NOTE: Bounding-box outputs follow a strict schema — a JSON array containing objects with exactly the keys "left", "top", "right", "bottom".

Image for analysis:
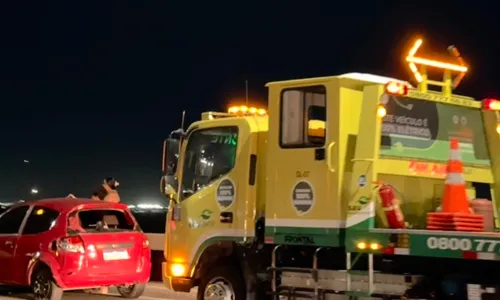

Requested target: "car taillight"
[{"left": 58, "top": 236, "right": 85, "bottom": 254}]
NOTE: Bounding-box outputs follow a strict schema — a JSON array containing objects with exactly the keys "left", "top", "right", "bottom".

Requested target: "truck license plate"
[{"left": 103, "top": 250, "right": 129, "bottom": 260}]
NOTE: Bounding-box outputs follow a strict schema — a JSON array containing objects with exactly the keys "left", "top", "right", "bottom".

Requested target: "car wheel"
[
  {"left": 198, "top": 263, "right": 246, "bottom": 300},
  {"left": 31, "top": 268, "right": 63, "bottom": 300},
  {"left": 117, "top": 283, "right": 146, "bottom": 298},
  {"left": 0, "top": 286, "right": 12, "bottom": 295}
]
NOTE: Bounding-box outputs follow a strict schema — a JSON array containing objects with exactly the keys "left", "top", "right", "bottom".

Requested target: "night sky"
[{"left": 0, "top": 1, "right": 498, "bottom": 204}]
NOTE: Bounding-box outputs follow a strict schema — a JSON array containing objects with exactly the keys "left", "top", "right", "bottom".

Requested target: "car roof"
[{"left": 13, "top": 197, "right": 128, "bottom": 213}]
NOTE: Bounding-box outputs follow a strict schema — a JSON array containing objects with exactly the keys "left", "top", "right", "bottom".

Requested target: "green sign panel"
[
  {"left": 380, "top": 95, "right": 490, "bottom": 166},
  {"left": 411, "top": 234, "right": 500, "bottom": 258}
]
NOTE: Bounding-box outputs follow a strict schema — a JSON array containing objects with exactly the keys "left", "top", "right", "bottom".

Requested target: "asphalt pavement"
[
  {"left": 0, "top": 282, "right": 384, "bottom": 300},
  {"left": 0, "top": 282, "right": 197, "bottom": 300}
]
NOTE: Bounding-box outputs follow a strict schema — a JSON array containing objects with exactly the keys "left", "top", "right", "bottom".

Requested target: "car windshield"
[
  {"left": 68, "top": 208, "right": 138, "bottom": 234},
  {"left": 380, "top": 95, "right": 491, "bottom": 167}
]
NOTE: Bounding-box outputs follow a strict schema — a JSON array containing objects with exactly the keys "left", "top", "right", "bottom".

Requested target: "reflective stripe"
[
  {"left": 450, "top": 149, "right": 461, "bottom": 160},
  {"left": 477, "top": 252, "right": 496, "bottom": 260},
  {"left": 394, "top": 248, "right": 409, "bottom": 255},
  {"left": 383, "top": 205, "right": 399, "bottom": 212},
  {"left": 445, "top": 172, "right": 465, "bottom": 184}
]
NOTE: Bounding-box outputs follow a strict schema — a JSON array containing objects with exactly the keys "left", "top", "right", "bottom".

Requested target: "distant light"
[
  {"left": 137, "top": 204, "right": 164, "bottom": 209},
  {"left": 30, "top": 188, "right": 39, "bottom": 195},
  {"left": 24, "top": 160, "right": 30, "bottom": 164}
]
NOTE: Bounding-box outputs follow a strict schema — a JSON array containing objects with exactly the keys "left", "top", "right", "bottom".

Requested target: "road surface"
[
  {"left": 0, "top": 282, "right": 197, "bottom": 300},
  {"left": 0, "top": 283, "right": 383, "bottom": 300}
]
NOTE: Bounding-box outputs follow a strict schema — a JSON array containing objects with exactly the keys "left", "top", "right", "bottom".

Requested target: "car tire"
[
  {"left": 0, "top": 286, "right": 12, "bottom": 295},
  {"left": 31, "top": 267, "right": 63, "bottom": 300},
  {"left": 197, "top": 263, "right": 246, "bottom": 300},
  {"left": 117, "top": 283, "right": 146, "bottom": 298}
]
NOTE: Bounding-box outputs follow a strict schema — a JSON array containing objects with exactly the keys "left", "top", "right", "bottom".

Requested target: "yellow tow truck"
[{"left": 160, "top": 39, "right": 500, "bottom": 299}]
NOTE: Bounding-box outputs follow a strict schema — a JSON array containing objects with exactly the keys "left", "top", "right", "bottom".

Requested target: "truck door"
[
  {"left": 266, "top": 82, "right": 341, "bottom": 246},
  {"left": 166, "top": 117, "right": 256, "bottom": 279}
]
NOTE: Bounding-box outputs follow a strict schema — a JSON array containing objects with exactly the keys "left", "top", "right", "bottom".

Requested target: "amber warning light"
[
  {"left": 483, "top": 99, "right": 500, "bottom": 111},
  {"left": 385, "top": 82, "right": 408, "bottom": 96},
  {"left": 406, "top": 38, "right": 467, "bottom": 88},
  {"left": 379, "top": 81, "right": 409, "bottom": 118},
  {"left": 228, "top": 105, "right": 267, "bottom": 116},
  {"left": 482, "top": 99, "right": 500, "bottom": 134}
]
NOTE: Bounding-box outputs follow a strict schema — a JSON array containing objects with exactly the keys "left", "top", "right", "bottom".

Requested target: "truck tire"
[
  {"left": 197, "top": 264, "right": 246, "bottom": 300},
  {"left": 117, "top": 283, "right": 146, "bottom": 298},
  {"left": 31, "top": 267, "right": 63, "bottom": 300}
]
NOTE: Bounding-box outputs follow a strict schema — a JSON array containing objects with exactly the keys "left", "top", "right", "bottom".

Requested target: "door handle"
[
  {"left": 172, "top": 205, "right": 181, "bottom": 221},
  {"left": 220, "top": 212, "right": 233, "bottom": 224},
  {"left": 327, "top": 141, "right": 336, "bottom": 172},
  {"left": 5, "top": 240, "right": 13, "bottom": 246}
]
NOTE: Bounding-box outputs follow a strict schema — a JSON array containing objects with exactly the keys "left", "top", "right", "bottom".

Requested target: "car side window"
[
  {"left": 180, "top": 126, "right": 238, "bottom": 201},
  {"left": 22, "top": 206, "right": 60, "bottom": 235},
  {"left": 0, "top": 206, "right": 29, "bottom": 235}
]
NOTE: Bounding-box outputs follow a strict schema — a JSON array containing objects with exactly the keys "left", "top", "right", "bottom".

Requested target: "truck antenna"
[
  {"left": 181, "top": 110, "right": 186, "bottom": 131},
  {"left": 245, "top": 80, "right": 249, "bottom": 106}
]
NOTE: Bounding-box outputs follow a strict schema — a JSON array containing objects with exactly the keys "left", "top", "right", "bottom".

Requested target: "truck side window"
[
  {"left": 280, "top": 85, "right": 326, "bottom": 148},
  {"left": 180, "top": 126, "right": 238, "bottom": 201}
]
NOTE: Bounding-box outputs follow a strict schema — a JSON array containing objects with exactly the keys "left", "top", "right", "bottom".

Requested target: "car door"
[
  {"left": 0, "top": 205, "right": 31, "bottom": 283},
  {"left": 14, "top": 205, "right": 60, "bottom": 284}
]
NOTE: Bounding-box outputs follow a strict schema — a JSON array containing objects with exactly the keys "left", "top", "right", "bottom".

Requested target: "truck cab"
[{"left": 160, "top": 39, "right": 500, "bottom": 299}]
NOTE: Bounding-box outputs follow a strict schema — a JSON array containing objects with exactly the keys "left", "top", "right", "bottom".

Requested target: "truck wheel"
[
  {"left": 117, "top": 283, "right": 146, "bottom": 298},
  {"left": 198, "top": 264, "right": 246, "bottom": 300},
  {"left": 31, "top": 268, "right": 63, "bottom": 300}
]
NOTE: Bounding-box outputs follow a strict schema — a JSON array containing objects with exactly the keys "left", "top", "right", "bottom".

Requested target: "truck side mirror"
[
  {"left": 160, "top": 175, "right": 178, "bottom": 200},
  {"left": 162, "top": 138, "right": 180, "bottom": 176}
]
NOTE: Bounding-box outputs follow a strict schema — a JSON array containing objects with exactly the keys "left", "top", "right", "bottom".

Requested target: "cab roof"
[{"left": 265, "top": 72, "right": 413, "bottom": 87}]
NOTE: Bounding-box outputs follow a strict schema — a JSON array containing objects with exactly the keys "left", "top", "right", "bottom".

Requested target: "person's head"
[
  {"left": 91, "top": 192, "right": 100, "bottom": 200},
  {"left": 104, "top": 177, "right": 120, "bottom": 190}
]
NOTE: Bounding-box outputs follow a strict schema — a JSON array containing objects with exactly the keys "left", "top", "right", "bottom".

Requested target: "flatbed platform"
[
  {"left": 370, "top": 228, "right": 500, "bottom": 237},
  {"left": 344, "top": 228, "right": 500, "bottom": 260}
]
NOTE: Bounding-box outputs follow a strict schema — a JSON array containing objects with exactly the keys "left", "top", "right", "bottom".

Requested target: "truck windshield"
[{"left": 380, "top": 95, "right": 491, "bottom": 167}]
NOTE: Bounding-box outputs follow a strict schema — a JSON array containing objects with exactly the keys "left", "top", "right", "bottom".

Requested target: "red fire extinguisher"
[{"left": 378, "top": 184, "right": 406, "bottom": 229}]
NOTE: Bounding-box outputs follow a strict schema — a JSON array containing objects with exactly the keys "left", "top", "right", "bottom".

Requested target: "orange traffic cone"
[
  {"left": 442, "top": 139, "right": 469, "bottom": 214},
  {"left": 427, "top": 139, "right": 484, "bottom": 232}
]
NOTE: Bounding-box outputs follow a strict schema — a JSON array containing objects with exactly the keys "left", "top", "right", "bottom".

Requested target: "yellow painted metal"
[
  {"left": 163, "top": 68, "right": 499, "bottom": 288},
  {"left": 483, "top": 109, "right": 500, "bottom": 227}
]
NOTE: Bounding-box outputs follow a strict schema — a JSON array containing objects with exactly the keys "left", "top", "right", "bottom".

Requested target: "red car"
[{"left": 0, "top": 198, "right": 151, "bottom": 300}]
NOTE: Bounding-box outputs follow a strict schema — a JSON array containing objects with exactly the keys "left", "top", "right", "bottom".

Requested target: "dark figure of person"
[{"left": 95, "top": 177, "right": 121, "bottom": 203}]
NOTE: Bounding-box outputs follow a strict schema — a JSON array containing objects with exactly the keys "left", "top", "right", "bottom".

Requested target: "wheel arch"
[
  {"left": 27, "top": 254, "right": 64, "bottom": 288},
  {"left": 192, "top": 241, "right": 237, "bottom": 285},
  {"left": 191, "top": 239, "right": 264, "bottom": 300}
]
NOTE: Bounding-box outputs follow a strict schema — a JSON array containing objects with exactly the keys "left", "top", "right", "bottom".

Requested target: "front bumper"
[{"left": 162, "top": 262, "right": 193, "bottom": 293}]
